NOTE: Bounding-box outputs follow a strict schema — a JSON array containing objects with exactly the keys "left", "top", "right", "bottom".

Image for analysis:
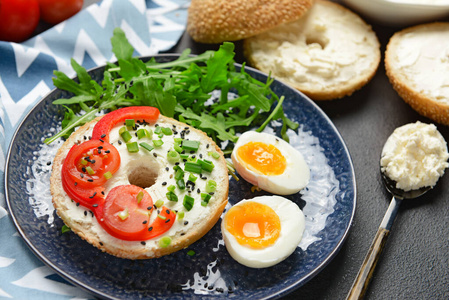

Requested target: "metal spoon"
[{"left": 346, "top": 164, "right": 431, "bottom": 300}]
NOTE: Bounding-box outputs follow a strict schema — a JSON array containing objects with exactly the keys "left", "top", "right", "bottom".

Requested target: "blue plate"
[{"left": 5, "top": 55, "right": 356, "bottom": 299}]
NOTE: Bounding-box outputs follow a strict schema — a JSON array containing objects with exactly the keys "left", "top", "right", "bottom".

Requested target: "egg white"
[
  {"left": 231, "top": 131, "right": 310, "bottom": 195},
  {"left": 221, "top": 195, "right": 305, "bottom": 268}
]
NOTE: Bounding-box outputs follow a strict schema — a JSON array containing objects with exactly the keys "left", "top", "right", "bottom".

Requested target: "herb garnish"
[{"left": 44, "top": 28, "right": 298, "bottom": 145}]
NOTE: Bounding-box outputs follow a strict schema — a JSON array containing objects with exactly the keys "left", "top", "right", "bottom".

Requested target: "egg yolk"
[
  {"left": 224, "top": 201, "right": 281, "bottom": 249},
  {"left": 236, "top": 141, "right": 287, "bottom": 175}
]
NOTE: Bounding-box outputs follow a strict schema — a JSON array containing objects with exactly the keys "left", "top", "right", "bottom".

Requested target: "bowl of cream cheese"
[{"left": 343, "top": 0, "right": 449, "bottom": 27}]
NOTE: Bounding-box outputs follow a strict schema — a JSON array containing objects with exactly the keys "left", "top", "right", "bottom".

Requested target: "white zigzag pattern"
[
  {"left": 86, "top": 0, "right": 113, "bottom": 28},
  {"left": 149, "top": 15, "right": 185, "bottom": 33},
  {"left": 73, "top": 29, "right": 109, "bottom": 66},
  {"left": 11, "top": 266, "right": 92, "bottom": 298},
  {"left": 147, "top": 0, "right": 189, "bottom": 16},
  {"left": 28, "top": 36, "right": 74, "bottom": 74},
  {"left": 120, "top": 20, "right": 158, "bottom": 56},
  {"left": 0, "top": 287, "right": 12, "bottom": 298},
  {"left": 0, "top": 256, "right": 15, "bottom": 268},
  {"left": 129, "top": 0, "right": 146, "bottom": 14},
  {"left": 11, "top": 44, "right": 40, "bottom": 78},
  {"left": 0, "top": 77, "right": 50, "bottom": 127}
]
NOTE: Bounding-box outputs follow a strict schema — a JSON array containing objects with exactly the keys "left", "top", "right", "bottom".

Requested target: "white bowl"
[{"left": 343, "top": 0, "right": 449, "bottom": 27}]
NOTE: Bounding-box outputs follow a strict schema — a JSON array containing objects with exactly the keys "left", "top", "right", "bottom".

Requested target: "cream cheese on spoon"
[{"left": 380, "top": 121, "right": 448, "bottom": 192}]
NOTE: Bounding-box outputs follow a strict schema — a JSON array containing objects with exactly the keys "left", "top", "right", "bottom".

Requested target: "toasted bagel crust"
[
  {"left": 187, "top": 0, "right": 314, "bottom": 43},
  {"left": 50, "top": 114, "right": 229, "bottom": 259},
  {"left": 385, "top": 22, "right": 449, "bottom": 125}
]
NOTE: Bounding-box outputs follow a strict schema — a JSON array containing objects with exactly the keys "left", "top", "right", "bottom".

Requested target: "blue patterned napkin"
[{"left": 0, "top": 0, "right": 187, "bottom": 298}]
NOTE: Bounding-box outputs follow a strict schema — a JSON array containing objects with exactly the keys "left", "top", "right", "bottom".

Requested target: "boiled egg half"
[
  {"left": 231, "top": 131, "right": 310, "bottom": 195},
  {"left": 221, "top": 195, "right": 305, "bottom": 268}
]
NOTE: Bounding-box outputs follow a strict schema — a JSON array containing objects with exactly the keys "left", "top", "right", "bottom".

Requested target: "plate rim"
[{"left": 5, "top": 54, "right": 357, "bottom": 300}]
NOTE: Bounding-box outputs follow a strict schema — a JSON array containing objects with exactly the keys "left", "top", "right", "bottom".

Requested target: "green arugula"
[{"left": 44, "top": 27, "right": 298, "bottom": 146}]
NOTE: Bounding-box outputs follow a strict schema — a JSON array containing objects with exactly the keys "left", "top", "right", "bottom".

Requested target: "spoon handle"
[{"left": 346, "top": 197, "right": 402, "bottom": 300}]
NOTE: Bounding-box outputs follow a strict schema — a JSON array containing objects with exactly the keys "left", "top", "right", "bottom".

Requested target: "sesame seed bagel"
[
  {"left": 244, "top": 0, "right": 381, "bottom": 100},
  {"left": 385, "top": 22, "right": 449, "bottom": 125},
  {"left": 186, "top": 0, "right": 314, "bottom": 44},
  {"left": 50, "top": 113, "right": 229, "bottom": 260}
]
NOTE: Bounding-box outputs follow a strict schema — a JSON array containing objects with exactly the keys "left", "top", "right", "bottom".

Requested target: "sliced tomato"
[
  {"left": 63, "top": 139, "right": 120, "bottom": 188},
  {"left": 92, "top": 106, "right": 160, "bottom": 143},
  {"left": 38, "top": 0, "right": 83, "bottom": 25},
  {"left": 61, "top": 171, "right": 105, "bottom": 210},
  {"left": 0, "top": 0, "right": 40, "bottom": 42},
  {"left": 99, "top": 185, "right": 176, "bottom": 241}
]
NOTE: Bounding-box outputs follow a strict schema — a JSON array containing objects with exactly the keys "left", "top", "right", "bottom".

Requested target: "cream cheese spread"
[
  {"left": 247, "top": 1, "right": 379, "bottom": 91},
  {"left": 380, "top": 121, "right": 449, "bottom": 191},
  {"left": 58, "top": 118, "right": 226, "bottom": 256},
  {"left": 390, "top": 27, "right": 449, "bottom": 104}
]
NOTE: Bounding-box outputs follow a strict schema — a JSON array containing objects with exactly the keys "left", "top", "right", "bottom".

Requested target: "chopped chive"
[
  {"left": 166, "top": 191, "right": 178, "bottom": 202},
  {"left": 188, "top": 173, "right": 198, "bottom": 182},
  {"left": 167, "top": 184, "right": 176, "bottom": 192},
  {"left": 158, "top": 236, "right": 171, "bottom": 248},
  {"left": 154, "top": 126, "right": 162, "bottom": 135},
  {"left": 209, "top": 151, "right": 220, "bottom": 159},
  {"left": 80, "top": 159, "right": 88, "bottom": 166},
  {"left": 175, "top": 168, "right": 184, "bottom": 181},
  {"left": 198, "top": 159, "right": 214, "bottom": 173},
  {"left": 174, "top": 137, "right": 183, "bottom": 143},
  {"left": 136, "top": 128, "right": 146, "bottom": 139},
  {"left": 167, "top": 150, "right": 180, "bottom": 164},
  {"left": 201, "top": 192, "right": 212, "bottom": 203},
  {"left": 183, "top": 195, "right": 194, "bottom": 211},
  {"left": 126, "top": 142, "right": 139, "bottom": 153},
  {"left": 187, "top": 250, "right": 195, "bottom": 256},
  {"left": 177, "top": 211, "right": 185, "bottom": 219},
  {"left": 120, "top": 127, "right": 133, "bottom": 143},
  {"left": 174, "top": 143, "right": 183, "bottom": 153},
  {"left": 85, "top": 166, "right": 95, "bottom": 175},
  {"left": 139, "top": 142, "right": 154, "bottom": 152},
  {"left": 145, "top": 128, "right": 153, "bottom": 139},
  {"left": 185, "top": 161, "right": 202, "bottom": 174},
  {"left": 177, "top": 179, "right": 186, "bottom": 190},
  {"left": 182, "top": 140, "right": 200, "bottom": 152},
  {"left": 205, "top": 180, "right": 217, "bottom": 194},
  {"left": 161, "top": 127, "right": 172, "bottom": 135},
  {"left": 136, "top": 191, "right": 144, "bottom": 203},
  {"left": 125, "top": 119, "right": 135, "bottom": 129},
  {"left": 155, "top": 199, "right": 164, "bottom": 208},
  {"left": 118, "top": 208, "right": 129, "bottom": 220},
  {"left": 103, "top": 171, "right": 113, "bottom": 180},
  {"left": 153, "top": 139, "right": 164, "bottom": 147},
  {"left": 157, "top": 214, "right": 167, "bottom": 220}
]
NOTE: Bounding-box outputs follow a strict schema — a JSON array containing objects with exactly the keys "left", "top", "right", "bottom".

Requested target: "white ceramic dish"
[{"left": 343, "top": 0, "right": 449, "bottom": 27}]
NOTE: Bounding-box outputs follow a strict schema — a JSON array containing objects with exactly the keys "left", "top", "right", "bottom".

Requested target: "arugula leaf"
[{"left": 111, "top": 27, "right": 134, "bottom": 61}]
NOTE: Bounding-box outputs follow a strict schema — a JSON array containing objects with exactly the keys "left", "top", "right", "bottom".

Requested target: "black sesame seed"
[
  {"left": 99, "top": 139, "right": 104, "bottom": 143},
  {"left": 99, "top": 242, "right": 103, "bottom": 246},
  {"left": 89, "top": 192, "right": 97, "bottom": 198},
  {"left": 153, "top": 153, "right": 157, "bottom": 157},
  {"left": 165, "top": 219, "right": 170, "bottom": 223},
  {"left": 141, "top": 241, "right": 146, "bottom": 245},
  {"left": 93, "top": 204, "right": 98, "bottom": 208},
  {"left": 147, "top": 206, "right": 152, "bottom": 210},
  {"left": 98, "top": 146, "right": 104, "bottom": 149},
  {"left": 105, "top": 150, "right": 110, "bottom": 153},
  {"left": 87, "top": 179, "right": 94, "bottom": 182},
  {"left": 82, "top": 167, "right": 86, "bottom": 172},
  {"left": 199, "top": 154, "right": 203, "bottom": 159},
  {"left": 80, "top": 173, "right": 84, "bottom": 178},
  {"left": 142, "top": 220, "right": 148, "bottom": 224},
  {"left": 76, "top": 202, "right": 80, "bottom": 207},
  {"left": 206, "top": 144, "right": 210, "bottom": 149},
  {"left": 84, "top": 211, "right": 87, "bottom": 216},
  {"left": 162, "top": 182, "right": 167, "bottom": 186},
  {"left": 91, "top": 160, "right": 96, "bottom": 164},
  {"left": 165, "top": 167, "right": 169, "bottom": 171},
  {"left": 166, "top": 209, "right": 170, "bottom": 214},
  {"left": 118, "top": 140, "right": 122, "bottom": 145},
  {"left": 74, "top": 182, "right": 78, "bottom": 186},
  {"left": 184, "top": 221, "right": 188, "bottom": 225},
  {"left": 148, "top": 227, "right": 153, "bottom": 232},
  {"left": 46, "top": 161, "right": 51, "bottom": 166},
  {"left": 197, "top": 188, "right": 201, "bottom": 194}
]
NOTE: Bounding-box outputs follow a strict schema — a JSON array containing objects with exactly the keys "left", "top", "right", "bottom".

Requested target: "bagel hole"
[
  {"left": 305, "top": 36, "right": 328, "bottom": 49},
  {"left": 128, "top": 166, "right": 159, "bottom": 189}
]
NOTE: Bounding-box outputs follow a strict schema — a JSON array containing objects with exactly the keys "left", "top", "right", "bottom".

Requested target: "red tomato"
[
  {"left": 92, "top": 106, "right": 160, "bottom": 143},
  {"left": 99, "top": 185, "right": 176, "bottom": 241},
  {"left": 0, "top": 0, "right": 40, "bottom": 42},
  {"left": 61, "top": 139, "right": 120, "bottom": 209},
  {"left": 38, "top": 0, "right": 83, "bottom": 25}
]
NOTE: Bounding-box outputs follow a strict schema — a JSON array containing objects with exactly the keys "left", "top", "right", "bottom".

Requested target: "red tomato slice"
[
  {"left": 63, "top": 139, "right": 120, "bottom": 188},
  {"left": 99, "top": 185, "right": 176, "bottom": 241},
  {"left": 92, "top": 106, "right": 160, "bottom": 143},
  {"left": 61, "top": 171, "right": 105, "bottom": 210}
]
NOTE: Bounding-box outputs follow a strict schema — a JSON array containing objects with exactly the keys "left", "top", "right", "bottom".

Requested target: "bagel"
[
  {"left": 243, "top": 0, "right": 381, "bottom": 100},
  {"left": 50, "top": 109, "right": 229, "bottom": 259},
  {"left": 385, "top": 22, "right": 449, "bottom": 125},
  {"left": 186, "top": 0, "right": 314, "bottom": 44}
]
